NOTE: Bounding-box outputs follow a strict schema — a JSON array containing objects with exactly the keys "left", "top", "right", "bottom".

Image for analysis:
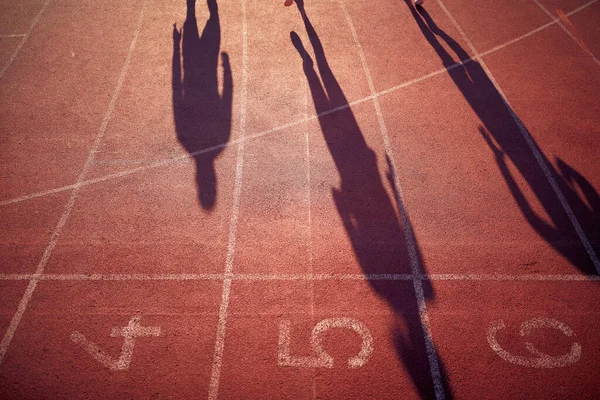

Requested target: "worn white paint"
[
  {"left": 487, "top": 318, "right": 581, "bottom": 368},
  {"left": 278, "top": 318, "right": 374, "bottom": 369},
  {"left": 71, "top": 315, "right": 161, "bottom": 371},
  {"left": 0, "top": 0, "right": 51, "bottom": 80}
]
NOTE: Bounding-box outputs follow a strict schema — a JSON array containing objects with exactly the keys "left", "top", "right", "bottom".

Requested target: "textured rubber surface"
[{"left": 1, "top": 0, "right": 599, "bottom": 398}]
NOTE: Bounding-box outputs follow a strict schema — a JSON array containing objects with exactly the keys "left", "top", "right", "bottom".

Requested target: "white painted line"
[
  {"left": 0, "top": 279, "right": 38, "bottom": 361},
  {"left": 0, "top": 0, "right": 149, "bottom": 366},
  {"left": 0, "top": 0, "right": 51, "bottom": 80},
  {"left": 0, "top": 273, "right": 225, "bottom": 281},
  {"left": 3, "top": 0, "right": 598, "bottom": 209},
  {"left": 0, "top": 183, "right": 80, "bottom": 206},
  {"left": 0, "top": 274, "right": 36, "bottom": 280},
  {"left": 1, "top": 272, "right": 599, "bottom": 282},
  {"left": 236, "top": 273, "right": 414, "bottom": 281},
  {"left": 425, "top": 273, "right": 600, "bottom": 281},
  {"left": 302, "top": 49, "right": 316, "bottom": 400},
  {"left": 436, "top": 0, "right": 600, "bottom": 274},
  {"left": 338, "top": 2, "right": 445, "bottom": 398},
  {"left": 532, "top": 0, "right": 600, "bottom": 66},
  {"left": 208, "top": 0, "right": 248, "bottom": 398},
  {"left": 568, "top": 0, "right": 600, "bottom": 14},
  {"left": 304, "top": 65, "right": 314, "bottom": 281},
  {"left": 0, "top": 34, "right": 27, "bottom": 38},
  {"left": 476, "top": 0, "right": 598, "bottom": 60},
  {"left": 0, "top": 273, "right": 407, "bottom": 281},
  {"left": 93, "top": 158, "right": 192, "bottom": 165},
  {"left": 302, "top": 46, "right": 318, "bottom": 400}
]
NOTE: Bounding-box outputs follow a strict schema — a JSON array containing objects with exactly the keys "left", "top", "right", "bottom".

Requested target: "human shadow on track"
[
  {"left": 406, "top": 1, "right": 599, "bottom": 274},
  {"left": 291, "top": 1, "right": 453, "bottom": 398},
  {"left": 172, "top": 0, "right": 232, "bottom": 210}
]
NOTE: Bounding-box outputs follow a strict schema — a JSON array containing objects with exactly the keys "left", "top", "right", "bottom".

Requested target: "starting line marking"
[
  {"left": 278, "top": 318, "right": 374, "bottom": 369},
  {"left": 487, "top": 317, "right": 581, "bottom": 368},
  {"left": 71, "top": 315, "right": 161, "bottom": 371},
  {"left": 1, "top": 272, "right": 599, "bottom": 282}
]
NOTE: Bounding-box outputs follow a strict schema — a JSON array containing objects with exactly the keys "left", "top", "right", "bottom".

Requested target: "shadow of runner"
[
  {"left": 172, "top": 0, "right": 232, "bottom": 210},
  {"left": 405, "top": 1, "right": 599, "bottom": 274},
  {"left": 291, "top": 1, "right": 452, "bottom": 398}
]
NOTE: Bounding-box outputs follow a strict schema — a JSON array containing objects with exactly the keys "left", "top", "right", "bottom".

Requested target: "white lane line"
[
  {"left": 0, "top": 34, "right": 27, "bottom": 38},
  {"left": 0, "top": 0, "right": 148, "bottom": 365},
  {"left": 2, "top": 0, "right": 597, "bottom": 208},
  {"left": 338, "top": 2, "right": 445, "bottom": 398},
  {"left": 0, "top": 0, "right": 51, "bottom": 80},
  {"left": 436, "top": 0, "right": 600, "bottom": 274},
  {"left": 532, "top": 0, "right": 600, "bottom": 66},
  {"left": 567, "top": 0, "right": 599, "bottom": 16},
  {"left": 2, "top": 272, "right": 599, "bottom": 281},
  {"left": 207, "top": 0, "right": 248, "bottom": 398},
  {"left": 302, "top": 40, "right": 317, "bottom": 400},
  {"left": 0, "top": 183, "right": 80, "bottom": 206},
  {"left": 374, "top": 1, "right": 597, "bottom": 99},
  {"left": 305, "top": 72, "right": 314, "bottom": 282},
  {"left": 477, "top": 0, "right": 598, "bottom": 60},
  {"left": 92, "top": 158, "right": 192, "bottom": 165}
]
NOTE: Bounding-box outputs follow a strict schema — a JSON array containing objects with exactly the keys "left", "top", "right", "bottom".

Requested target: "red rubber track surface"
[{"left": 1, "top": 0, "right": 599, "bottom": 399}]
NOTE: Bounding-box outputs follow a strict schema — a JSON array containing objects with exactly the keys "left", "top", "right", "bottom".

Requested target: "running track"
[{"left": 0, "top": 0, "right": 599, "bottom": 398}]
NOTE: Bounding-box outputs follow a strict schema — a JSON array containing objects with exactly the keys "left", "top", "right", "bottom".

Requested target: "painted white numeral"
[
  {"left": 278, "top": 318, "right": 374, "bottom": 368},
  {"left": 71, "top": 315, "right": 161, "bottom": 371},
  {"left": 487, "top": 317, "right": 581, "bottom": 368}
]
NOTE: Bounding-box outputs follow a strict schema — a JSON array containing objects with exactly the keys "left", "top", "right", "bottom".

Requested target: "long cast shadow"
[
  {"left": 406, "top": 1, "right": 599, "bottom": 274},
  {"left": 172, "top": 0, "right": 232, "bottom": 210},
  {"left": 291, "top": 1, "right": 452, "bottom": 398}
]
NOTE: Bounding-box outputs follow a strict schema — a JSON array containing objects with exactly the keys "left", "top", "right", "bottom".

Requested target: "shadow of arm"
[
  {"left": 416, "top": 4, "right": 470, "bottom": 62},
  {"left": 404, "top": 0, "right": 456, "bottom": 67},
  {"left": 557, "top": 157, "right": 600, "bottom": 219},
  {"left": 479, "top": 127, "right": 557, "bottom": 239},
  {"left": 172, "top": 24, "right": 184, "bottom": 131},
  {"left": 221, "top": 52, "right": 233, "bottom": 130}
]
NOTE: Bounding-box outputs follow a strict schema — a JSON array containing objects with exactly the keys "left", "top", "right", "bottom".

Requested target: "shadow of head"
[{"left": 195, "top": 154, "right": 217, "bottom": 210}]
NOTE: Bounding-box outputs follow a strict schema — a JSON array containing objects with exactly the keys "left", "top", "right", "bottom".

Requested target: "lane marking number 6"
[{"left": 487, "top": 317, "right": 581, "bottom": 368}]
